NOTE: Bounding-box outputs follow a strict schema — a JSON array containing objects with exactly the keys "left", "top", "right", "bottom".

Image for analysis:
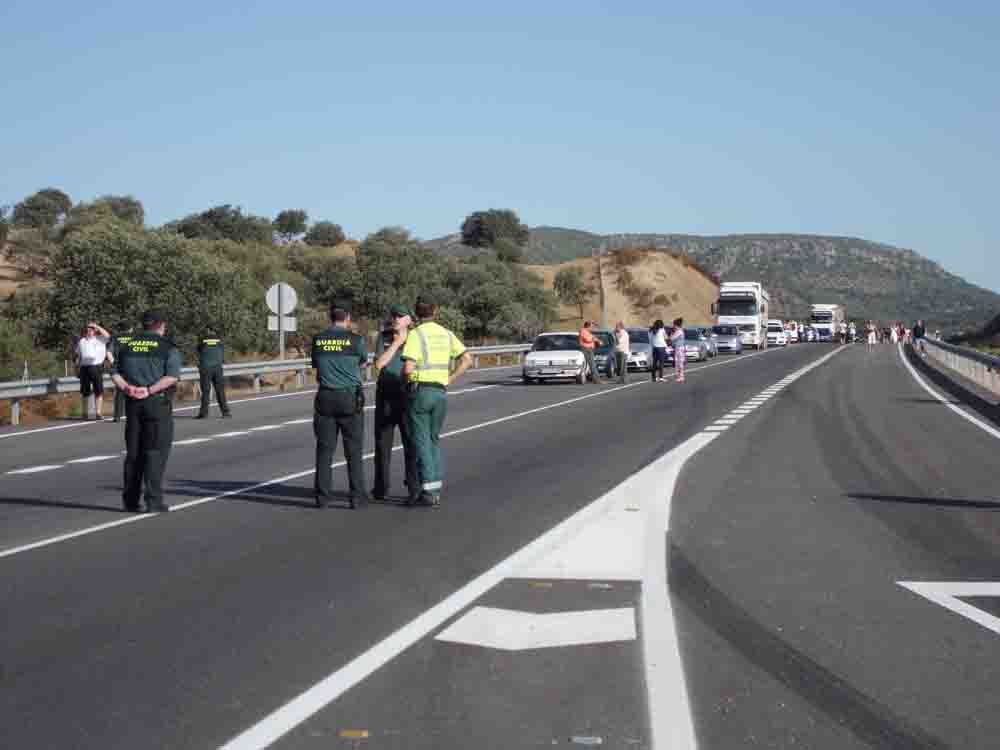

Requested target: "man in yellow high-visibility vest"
[{"left": 401, "top": 298, "right": 473, "bottom": 507}]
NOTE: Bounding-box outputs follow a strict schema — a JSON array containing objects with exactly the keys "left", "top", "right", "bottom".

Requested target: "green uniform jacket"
[
  {"left": 311, "top": 327, "right": 368, "bottom": 389},
  {"left": 115, "top": 332, "right": 182, "bottom": 388},
  {"left": 197, "top": 336, "right": 225, "bottom": 370}
]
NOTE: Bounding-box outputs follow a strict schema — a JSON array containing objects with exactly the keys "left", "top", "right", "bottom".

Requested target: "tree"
[
  {"left": 460, "top": 209, "right": 531, "bottom": 249},
  {"left": 494, "top": 237, "right": 524, "bottom": 264},
  {"left": 12, "top": 188, "right": 72, "bottom": 229},
  {"left": 0, "top": 206, "right": 9, "bottom": 246},
  {"left": 168, "top": 204, "right": 273, "bottom": 244},
  {"left": 354, "top": 227, "right": 448, "bottom": 322},
  {"left": 553, "top": 267, "right": 593, "bottom": 318},
  {"left": 94, "top": 195, "right": 144, "bottom": 226},
  {"left": 274, "top": 209, "right": 308, "bottom": 243},
  {"left": 304, "top": 221, "right": 346, "bottom": 247}
]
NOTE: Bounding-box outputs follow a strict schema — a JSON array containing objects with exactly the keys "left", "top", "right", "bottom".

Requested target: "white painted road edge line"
[
  {"left": 0, "top": 345, "right": 793, "bottom": 558},
  {"left": 896, "top": 344, "right": 1000, "bottom": 441}
]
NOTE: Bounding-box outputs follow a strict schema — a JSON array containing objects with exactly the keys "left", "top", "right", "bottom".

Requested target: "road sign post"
[{"left": 266, "top": 283, "right": 298, "bottom": 360}]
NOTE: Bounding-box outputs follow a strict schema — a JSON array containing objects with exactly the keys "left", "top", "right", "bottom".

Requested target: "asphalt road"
[{"left": 3, "top": 343, "right": 993, "bottom": 749}]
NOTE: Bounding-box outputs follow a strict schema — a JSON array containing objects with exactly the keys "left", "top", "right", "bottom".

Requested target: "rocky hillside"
[{"left": 429, "top": 228, "right": 999, "bottom": 333}]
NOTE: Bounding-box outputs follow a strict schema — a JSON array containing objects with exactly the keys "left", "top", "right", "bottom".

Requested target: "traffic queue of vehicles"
[{"left": 522, "top": 280, "right": 847, "bottom": 383}]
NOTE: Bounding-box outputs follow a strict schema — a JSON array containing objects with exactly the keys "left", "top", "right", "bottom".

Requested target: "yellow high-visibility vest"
[{"left": 401, "top": 321, "right": 466, "bottom": 385}]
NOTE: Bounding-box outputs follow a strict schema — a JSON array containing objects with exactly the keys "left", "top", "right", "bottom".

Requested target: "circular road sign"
[{"left": 266, "top": 282, "right": 298, "bottom": 315}]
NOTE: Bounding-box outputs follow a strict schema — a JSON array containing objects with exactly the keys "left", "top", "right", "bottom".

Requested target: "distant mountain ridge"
[{"left": 425, "top": 228, "right": 999, "bottom": 333}]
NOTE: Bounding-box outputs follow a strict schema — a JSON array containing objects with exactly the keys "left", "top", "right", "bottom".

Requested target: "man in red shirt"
[{"left": 579, "top": 321, "right": 603, "bottom": 384}]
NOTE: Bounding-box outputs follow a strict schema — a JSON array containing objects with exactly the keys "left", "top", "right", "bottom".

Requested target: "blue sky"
[{"left": 3, "top": 1, "right": 998, "bottom": 292}]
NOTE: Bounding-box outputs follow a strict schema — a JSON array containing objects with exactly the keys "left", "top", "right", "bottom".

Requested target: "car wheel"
[{"left": 523, "top": 376, "right": 534, "bottom": 384}]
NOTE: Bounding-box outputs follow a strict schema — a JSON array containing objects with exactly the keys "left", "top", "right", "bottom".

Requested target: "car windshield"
[
  {"left": 628, "top": 330, "right": 650, "bottom": 344},
  {"left": 684, "top": 329, "right": 702, "bottom": 339},
  {"left": 717, "top": 299, "right": 758, "bottom": 316},
  {"left": 811, "top": 311, "right": 833, "bottom": 322},
  {"left": 738, "top": 324, "right": 757, "bottom": 332},
  {"left": 532, "top": 335, "right": 580, "bottom": 352},
  {"left": 713, "top": 325, "right": 738, "bottom": 336},
  {"left": 767, "top": 325, "right": 783, "bottom": 332}
]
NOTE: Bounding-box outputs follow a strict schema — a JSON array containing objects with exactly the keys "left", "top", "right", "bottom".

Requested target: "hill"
[
  {"left": 524, "top": 249, "right": 718, "bottom": 330},
  {"left": 429, "top": 228, "right": 999, "bottom": 333}
]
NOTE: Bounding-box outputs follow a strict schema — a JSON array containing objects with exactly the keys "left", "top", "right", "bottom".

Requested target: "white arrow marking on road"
[
  {"left": 899, "top": 581, "right": 1000, "bottom": 635},
  {"left": 435, "top": 607, "right": 636, "bottom": 650}
]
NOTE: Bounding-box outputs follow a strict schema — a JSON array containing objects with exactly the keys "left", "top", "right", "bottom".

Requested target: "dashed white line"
[
  {"left": 67, "top": 455, "right": 119, "bottom": 464},
  {"left": 173, "top": 438, "right": 214, "bottom": 446},
  {"left": 6, "top": 465, "right": 64, "bottom": 475}
]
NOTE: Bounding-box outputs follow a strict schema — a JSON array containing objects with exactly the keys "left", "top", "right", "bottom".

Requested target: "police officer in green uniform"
[
  {"left": 110, "top": 324, "right": 134, "bottom": 423},
  {"left": 111, "top": 310, "right": 182, "bottom": 513},
  {"left": 372, "top": 304, "right": 419, "bottom": 502},
  {"left": 311, "top": 302, "right": 370, "bottom": 509},
  {"left": 401, "top": 298, "right": 473, "bottom": 507},
  {"left": 195, "top": 329, "right": 231, "bottom": 418}
]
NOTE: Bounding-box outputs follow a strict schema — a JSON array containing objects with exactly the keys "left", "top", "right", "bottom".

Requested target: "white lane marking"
[
  {"left": 249, "top": 425, "right": 284, "bottom": 432},
  {"left": 173, "top": 438, "right": 214, "bottom": 445},
  {"left": 6, "top": 465, "right": 64, "bottom": 475},
  {"left": 67, "top": 455, "right": 119, "bottom": 464},
  {"left": 703, "top": 426, "right": 729, "bottom": 432},
  {"left": 215, "top": 431, "right": 251, "bottom": 438},
  {"left": 0, "top": 366, "right": 523, "bottom": 440},
  {"left": 896, "top": 344, "right": 1000, "bottom": 441},
  {"left": 434, "top": 607, "right": 636, "bottom": 650},
  {"left": 713, "top": 418, "right": 742, "bottom": 425},
  {"left": 283, "top": 419, "right": 313, "bottom": 425},
  {"left": 0, "top": 344, "right": 799, "bottom": 558},
  {"left": 899, "top": 581, "right": 1000, "bottom": 635}
]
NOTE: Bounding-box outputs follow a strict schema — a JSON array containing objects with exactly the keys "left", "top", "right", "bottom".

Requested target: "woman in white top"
[
  {"left": 670, "top": 317, "right": 686, "bottom": 383},
  {"left": 650, "top": 319, "right": 668, "bottom": 382},
  {"left": 866, "top": 321, "right": 877, "bottom": 352},
  {"left": 76, "top": 321, "right": 112, "bottom": 419}
]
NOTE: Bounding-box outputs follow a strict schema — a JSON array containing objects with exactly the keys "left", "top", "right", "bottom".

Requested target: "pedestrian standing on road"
[
  {"left": 112, "top": 310, "right": 181, "bottom": 513},
  {"left": 311, "top": 302, "right": 370, "bottom": 509},
  {"left": 614, "top": 321, "right": 629, "bottom": 385},
  {"left": 890, "top": 324, "right": 899, "bottom": 345},
  {"left": 402, "top": 298, "right": 473, "bottom": 508},
  {"left": 76, "top": 321, "right": 111, "bottom": 420},
  {"left": 866, "top": 321, "right": 877, "bottom": 352},
  {"left": 195, "top": 329, "right": 232, "bottom": 419},
  {"left": 912, "top": 319, "right": 927, "bottom": 356},
  {"left": 578, "top": 321, "right": 603, "bottom": 383},
  {"left": 372, "top": 304, "right": 420, "bottom": 503},
  {"left": 650, "top": 319, "right": 668, "bottom": 382},
  {"left": 670, "top": 318, "right": 686, "bottom": 383},
  {"left": 109, "top": 324, "right": 135, "bottom": 423}
]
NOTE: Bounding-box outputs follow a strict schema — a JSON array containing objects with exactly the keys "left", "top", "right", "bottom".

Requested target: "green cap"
[{"left": 389, "top": 304, "right": 414, "bottom": 318}]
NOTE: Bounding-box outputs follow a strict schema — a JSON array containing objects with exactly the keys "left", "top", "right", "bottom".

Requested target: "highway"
[{"left": 1, "top": 343, "right": 997, "bottom": 749}]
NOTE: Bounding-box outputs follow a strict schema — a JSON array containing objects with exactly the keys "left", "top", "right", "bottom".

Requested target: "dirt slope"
[{"left": 526, "top": 249, "right": 719, "bottom": 330}]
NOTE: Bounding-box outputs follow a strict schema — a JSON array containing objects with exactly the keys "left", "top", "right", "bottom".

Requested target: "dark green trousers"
[
  {"left": 123, "top": 395, "right": 174, "bottom": 510},
  {"left": 198, "top": 366, "right": 229, "bottom": 416},
  {"left": 406, "top": 385, "right": 448, "bottom": 494},
  {"left": 314, "top": 388, "right": 366, "bottom": 501},
  {"left": 113, "top": 386, "right": 127, "bottom": 421},
  {"left": 373, "top": 386, "right": 419, "bottom": 500}
]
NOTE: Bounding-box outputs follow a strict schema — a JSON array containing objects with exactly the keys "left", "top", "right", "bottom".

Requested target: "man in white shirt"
[{"left": 76, "top": 322, "right": 111, "bottom": 420}]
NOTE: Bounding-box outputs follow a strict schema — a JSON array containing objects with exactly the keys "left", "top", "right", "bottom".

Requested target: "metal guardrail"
[
  {"left": 922, "top": 337, "right": 1000, "bottom": 399},
  {"left": 0, "top": 344, "right": 532, "bottom": 425}
]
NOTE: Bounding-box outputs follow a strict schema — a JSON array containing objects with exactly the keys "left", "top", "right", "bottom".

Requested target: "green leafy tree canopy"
[
  {"left": 13, "top": 188, "right": 72, "bottom": 229},
  {"left": 460, "top": 209, "right": 530, "bottom": 250},
  {"left": 553, "top": 267, "right": 593, "bottom": 318},
  {"left": 305, "top": 221, "right": 346, "bottom": 247},
  {"left": 168, "top": 204, "right": 273, "bottom": 245},
  {"left": 274, "top": 209, "right": 309, "bottom": 242}
]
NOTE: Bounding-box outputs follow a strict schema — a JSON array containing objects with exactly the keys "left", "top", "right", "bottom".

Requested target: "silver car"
[
  {"left": 711, "top": 324, "right": 744, "bottom": 354},
  {"left": 683, "top": 329, "right": 711, "bottom": 362},
  {"left": 625, "top": 327, "right": 653, "bottom": 371}
]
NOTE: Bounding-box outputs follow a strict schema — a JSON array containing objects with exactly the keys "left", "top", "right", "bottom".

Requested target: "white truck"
[
  {"left": 810, "top": 304, "right": 846, "bottom": 343},
  {"left": 713, "top": 282, "right": 771, "bottom": 349}
]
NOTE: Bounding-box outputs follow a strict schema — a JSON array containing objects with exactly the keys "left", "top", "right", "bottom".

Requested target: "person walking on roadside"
[
  {"left": 866, "top": 321, "right": 877, "bottom": 352},
  {"left": 76, "top": 321, "right": 112, "bottom": 420},
  {"left": 912, "top": 319, "right": 927, "bottom": 356},
  {"left": 670, "top": 318, "right": 686, "bottom": 383},
  {"left": 112, "top": 310, "right": 181, "bottom": 513},
  {"left": 372, "top": 304, "right": 420, "bottom": 503},
  {"left": 578, "top": 321, "right": 603, "bottom": 383},
  {"left": 402, "top": 298, "right": 473, "bottom": 508},
  {"left": 614, "top": 321, "right": 630, "bottom": 385},
  {"left": 890, "top": 324, "right": 899, "bottom": 345},
  {"left": 311, "top": 302, "right": 370, "bottom": 509},
  {"left": 650, "top": 319, "right": 668, "bottom": 382},
  {"left": 195, "top": 329, "right": 231, "bottom": 419},
  {"left": 109, "top": 323, "right": 134, "bottom": 423}
]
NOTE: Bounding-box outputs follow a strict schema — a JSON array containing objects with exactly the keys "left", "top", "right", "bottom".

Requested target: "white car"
[
  {"left": 786, "top": 327, "right": 800, "bottom": 343},
  {"left": 522, "top": 332, "right": 589, "bottom": 384},
  {"left": 766, "top": 321, "right": 788, "bottom": 347}
]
